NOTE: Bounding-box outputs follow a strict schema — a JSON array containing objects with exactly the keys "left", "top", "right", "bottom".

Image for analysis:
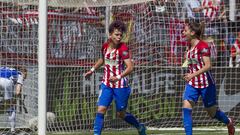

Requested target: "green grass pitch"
[{"left": 48, "top": 129, "right": 239, "bottom": 135}]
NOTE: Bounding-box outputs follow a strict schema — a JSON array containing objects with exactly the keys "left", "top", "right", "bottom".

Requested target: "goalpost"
[
  {"left": 0, "top": 0, "right": 239, "bottom": 134},
  {"left": 38, "top": 0, "right": 47, "bottom": 134}
]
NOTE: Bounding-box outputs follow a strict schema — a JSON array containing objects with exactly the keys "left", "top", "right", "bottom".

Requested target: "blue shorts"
[
  {"left": 97, "top": 83, "right": 131, "bottom": 112},
  {"left": 183, "top": 84, "right": 217, "bottom": 108}
]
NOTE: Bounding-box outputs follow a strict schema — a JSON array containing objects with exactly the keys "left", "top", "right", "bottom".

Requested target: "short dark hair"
[{"left": 109, "top": 20, "right": 126, "bottom": 34}]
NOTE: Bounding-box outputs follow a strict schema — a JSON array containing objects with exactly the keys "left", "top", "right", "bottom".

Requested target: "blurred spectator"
[
  {"left": 215, "top": 38, "right": 228, "bottom": 66},
  {"left": 229, "top": 31, "right": 240, "bottom": 67},
  {"left": 153, "top": 0, "right": 170, "bottom": 17},
  {"left": 235, "top": 0, "right": 240, "bottom": 20},
  {"left": 183, "top": 0, "right": 204, "bottom": 22},
  {"left": 172, "top": 0, "right": 186, "bottom": 20},
  {"left": 203, "top": 37, "right": 217, "bottom": 61},
  {"left": 153, "top": 0, "right": 166, "bottom": 12},
  {"left": 201, "top": 0, "right": 227, "bottom": 40},
  {"left": 199, "top": 0, "right": 229, "bottom": 67},
  {"left": 152, "top": 0, "right": 184, "bottom": 19},
  {"left": 201, "top": 0, "right": 226, "bottom": 21}
]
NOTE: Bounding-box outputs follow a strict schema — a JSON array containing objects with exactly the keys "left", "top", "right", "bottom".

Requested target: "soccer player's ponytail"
[
  {"left": 189, "top": 21, "right": 205, "bottom": 40},
  {"left": 199, "top": 21, "right": 205, "bottom": 40}
]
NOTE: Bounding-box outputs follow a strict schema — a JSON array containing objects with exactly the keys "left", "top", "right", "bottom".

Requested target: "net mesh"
[
  {"left": 0, "top": 0, "right": 240, "bottom": 134},
  {"left": 0, "top": 1, "right": 38, "bottom": 134},
  {"left": 0, "top": 0, "right": 153, "bottom": 7}
]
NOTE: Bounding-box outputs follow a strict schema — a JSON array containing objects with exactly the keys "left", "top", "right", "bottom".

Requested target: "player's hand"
[
  {"left": 84, "top": 71, "right": 93, "bottom": 78},
  {"left": 109, "top": 76, "right": 119, "bottom": 82},
  {"left": 183, "top": 73, "right": 194, "bottom": 82}
]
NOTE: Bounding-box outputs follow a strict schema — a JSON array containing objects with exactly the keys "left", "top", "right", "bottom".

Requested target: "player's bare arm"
[
  {"left": 84, "top": 58, "right": 104, "bottom": 77},
  {"left": 109, "top": 58, "right": 133, "bottom": 83}
]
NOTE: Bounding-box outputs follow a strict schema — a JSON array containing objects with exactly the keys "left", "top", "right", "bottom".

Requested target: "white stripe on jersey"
[{"left": 109, "top": 49, "right": 115, "bottom": 88}]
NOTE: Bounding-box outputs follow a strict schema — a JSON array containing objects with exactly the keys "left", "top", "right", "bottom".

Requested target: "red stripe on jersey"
[
  {"left": 196, "top": 49, "right": 201, "bottom": 88},
  {"left": 112, "top": 50, "right": 117, "bottom": 88},
  {"left": 204, "top": 0, "right": 209, "bottom": 17},
  {"left": 105, "top": 64, "right": 110, "bottom": 87},
  {"left": 191, "top": 67, "right": 195, "bottom": 88},
  {"left": 197, "top": 50, "right": 203, "bottom": 88},
  {"left": 197, "top": 74, "right": 201, "bottom": 88},
  {"left": 116, "top": 51, "right": 121, "bottom": 88},
  {"left": 203, "top": 0, "right": 206, "bottom": 8},
  {"left": 209, "top": 6, "right": 215, "bottom": 19}
]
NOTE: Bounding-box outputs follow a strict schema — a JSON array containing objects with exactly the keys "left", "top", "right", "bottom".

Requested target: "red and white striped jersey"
[
  {"left": 186, "top": 41, "right": 215, "bottom": 88},
  {"left": 101, "top": 42, "right": 130, "bottom": 88},
  {"left": 202, "top": 0, "right": 224, "bottom": 21}
]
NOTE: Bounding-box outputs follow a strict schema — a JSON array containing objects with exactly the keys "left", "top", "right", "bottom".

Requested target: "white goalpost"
[
  {"left": 0, "top": 0, "right": 239, "bottom": 134},
  {"left": 38, "top": 0, "right": 47, "bottom": 135}
]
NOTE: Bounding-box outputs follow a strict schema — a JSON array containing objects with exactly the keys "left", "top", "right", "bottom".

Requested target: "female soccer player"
[
  {"left": 84, "top": 20, "right": 146, "bottom": 135},
  {"left": 0, "top": 66, "right": 27, "bottom": 133},
  {"left": 182, "top": 21, "right": 235, "bottom": 135}
]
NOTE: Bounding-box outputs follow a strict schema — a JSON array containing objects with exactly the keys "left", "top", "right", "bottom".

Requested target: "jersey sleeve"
[
  {"left": 199, "top": 42, "right": 210, "bottom": 57},
  {"left": 120, "top": 43, "right": 130, "bottom": 60},
  {"left": 101, "top": 43, "right": 107, "bottom": 58}
]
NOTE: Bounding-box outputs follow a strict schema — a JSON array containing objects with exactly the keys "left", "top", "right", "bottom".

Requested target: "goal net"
[{"left": 0, "top": 0, "right": 239, "bottom": 134}]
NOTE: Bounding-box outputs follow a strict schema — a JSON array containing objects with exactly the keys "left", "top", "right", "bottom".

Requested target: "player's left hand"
[{"left": 109, "top": 76, "right": 119, "bottom": 82}]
